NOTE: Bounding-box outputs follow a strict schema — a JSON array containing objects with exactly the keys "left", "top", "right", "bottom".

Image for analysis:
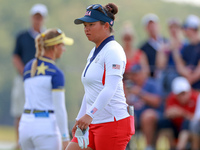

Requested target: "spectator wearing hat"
[
  {"left": 172, "top": 15, "right": 200, "bottom": 91},
  {"left": 158, "top": 76, "right": 200, "bottom": 150},
  {"left": 155, "top": 17, "right": 184, "bottom": 96},
  {"left": 120, "top": 21, "right": 149, "bottom": 80},
  {"left": 124, "top": 63, "right": 162, "bottom": 150},
  {"left": 140, "top": 13, "right": 168, "bottom": 78},
  {"left": 10, "top": 3, "right": 48, "bottom": 150}
]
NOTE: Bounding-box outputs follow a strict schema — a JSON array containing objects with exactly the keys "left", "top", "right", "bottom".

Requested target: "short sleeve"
[
  {"left": 104, "top": 46, "right": 126, "bottom": 78},
  {"left": 52, "top": 69, "right": 65, "bottom": 90},
  {"left": 148, "top": 79, "right": 161, "bottom": 96},
  {"left": 13, "top": 34, "right": 22, "bottom": 56}
]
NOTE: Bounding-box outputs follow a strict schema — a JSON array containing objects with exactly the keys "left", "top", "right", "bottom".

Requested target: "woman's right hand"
[
  {"left": 76, "top": 114, "right": 93, "bottom": 131},
  {"left": 72, "top": 114, "right": 93, "bottom": 135}
]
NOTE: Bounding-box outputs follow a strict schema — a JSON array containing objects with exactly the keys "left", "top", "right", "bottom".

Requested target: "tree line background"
[{"left": 0, "top": 0, "right": 200, "bottom": 125}]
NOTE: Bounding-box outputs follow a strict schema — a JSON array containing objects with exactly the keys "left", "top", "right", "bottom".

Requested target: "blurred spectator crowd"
[
  {"left": 11, "top": 3, "right": 200, "bottom": 149},
  {"left": 122, "top": 14, "right": 200, "bottom": 150}
]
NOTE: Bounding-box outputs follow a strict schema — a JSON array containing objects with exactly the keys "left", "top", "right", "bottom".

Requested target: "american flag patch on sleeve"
[
  {"left": 90, "top": 107, "right": 98, "bottom": 114},
  {"left": 112, "top": 64, "right": 120, "bottom": 70}
]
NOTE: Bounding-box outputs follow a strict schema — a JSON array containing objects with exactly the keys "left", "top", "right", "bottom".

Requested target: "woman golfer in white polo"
[
  {"left": 66, "top": 3, "right": 135, "bottom": 150},
  {"left": 19, "top": 28, "right": 73, "bottom": 150}
]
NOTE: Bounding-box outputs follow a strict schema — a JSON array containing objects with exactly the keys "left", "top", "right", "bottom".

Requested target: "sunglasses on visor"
[{"left": 87, "top": 4, "right": 108, "bottom": 16}]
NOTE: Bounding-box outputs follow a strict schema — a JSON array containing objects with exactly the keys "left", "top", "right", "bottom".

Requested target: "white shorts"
[
  {"left": 19, "top": 113, "right": 62, "bottom": 150},
  {"left": 10, "top": 75, "right": 25, "bottom": 117}
]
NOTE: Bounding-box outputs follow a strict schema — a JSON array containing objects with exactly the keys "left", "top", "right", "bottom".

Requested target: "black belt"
[{"left": 24, "top": 109, "right": 54, "bottom": 114}]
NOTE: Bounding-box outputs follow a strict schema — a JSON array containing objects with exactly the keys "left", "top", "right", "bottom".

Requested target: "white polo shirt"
[
  {"left": 82, "top": 36, "right": 129, "bottom": 124},
  {"left": 23, "top": 57, "right": 65, "bottom": 110},
  {"left": 21, "top": 56, "right": 70, "bottom": 141}
]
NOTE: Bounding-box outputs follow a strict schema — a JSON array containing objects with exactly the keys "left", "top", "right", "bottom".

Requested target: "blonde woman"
[{"left": 18, "top": 28, "right": 73, "bottom": 150}]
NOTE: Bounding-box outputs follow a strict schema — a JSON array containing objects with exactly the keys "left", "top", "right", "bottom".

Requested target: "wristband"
[{"left": 62, "top": 133, "right": 70, "bottom": 141}]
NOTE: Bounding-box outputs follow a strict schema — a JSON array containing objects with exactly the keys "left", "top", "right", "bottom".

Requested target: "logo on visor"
[
  {"left": 110, "top": 20, "right": 113, "bottom": 25},
  {"left": 85, "top": 11, "right": 91, "bottom": 16}
]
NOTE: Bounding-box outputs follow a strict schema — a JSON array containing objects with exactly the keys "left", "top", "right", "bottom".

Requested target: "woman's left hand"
[{"left": 75, "top": 114, "right": 93, "bottom": 131}]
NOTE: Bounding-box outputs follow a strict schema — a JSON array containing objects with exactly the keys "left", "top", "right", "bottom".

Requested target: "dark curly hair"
[{"left": 88, "top": 3, "right": 118, "bottom": 32}]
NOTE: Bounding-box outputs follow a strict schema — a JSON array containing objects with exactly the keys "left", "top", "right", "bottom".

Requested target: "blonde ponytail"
[
  {"left": 31, "top": 34, "right": 45, "bottom": 77},
  {"left": 35, "top": 34, "right": 45, "bottom": 58},
  {"left": 30, "top": 29, "right": 64, "bottom": 77}
]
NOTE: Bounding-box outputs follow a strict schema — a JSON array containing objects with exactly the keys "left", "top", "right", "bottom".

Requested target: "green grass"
[
  {"left": 0, "top": 126, "right": 170, "bottom": 150},
  {"left": 130, "top": 132, "right": 170, "bottom": 150},
  {"left": 0, "top": 126, "right": 16, "bottom": 142},
  {"left": 0, "top": 126, "right": 16, "bottom": 150}
]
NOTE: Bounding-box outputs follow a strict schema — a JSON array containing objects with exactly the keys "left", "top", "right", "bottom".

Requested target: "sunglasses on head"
[
  {"left": 87, "top": 4, "right": 108, "bottom": 16},
  {"left": 57, "top": 28, "right": 63, "bottom": 34}
]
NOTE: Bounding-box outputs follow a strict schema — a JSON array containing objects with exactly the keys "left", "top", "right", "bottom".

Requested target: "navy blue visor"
[{"left": 74, "top": 9, "right": 114, "bottom": 26}]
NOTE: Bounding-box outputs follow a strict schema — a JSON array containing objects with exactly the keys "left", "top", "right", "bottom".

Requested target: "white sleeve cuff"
[{"left": 52, "top": 91, "right": 70, "bottom": 141}]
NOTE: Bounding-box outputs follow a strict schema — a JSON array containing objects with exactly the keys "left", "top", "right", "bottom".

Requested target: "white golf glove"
[{"left": 75, "top": 125, "right": 89, "bottom": 149}]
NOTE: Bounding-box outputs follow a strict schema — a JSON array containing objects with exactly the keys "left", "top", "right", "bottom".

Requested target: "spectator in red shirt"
[
  {"left": 158, "top": 76, "right": 199, "bottom": 150},
  {"left": 120, "top": 21, "right": 149, "bottom": 81}
]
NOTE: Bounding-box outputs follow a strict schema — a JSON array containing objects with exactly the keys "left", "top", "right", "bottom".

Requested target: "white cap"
[
  {"left": 171, "top": 77, "right": 191, "bottom": 95},
  {"left": 167, "top": 17, "right": 181, "bottom": 26},
  {"left": 30, "top": 4, "right": 48, "bottom": 17},
  {"left": 183, "top": 15, "right": 200, "bottom": 29},
  {"left": 121, "top": 21, "right": 134, "bottom": 37},
  {"left": 142, "top": 13, "right": 159, "bottom": 26}
]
